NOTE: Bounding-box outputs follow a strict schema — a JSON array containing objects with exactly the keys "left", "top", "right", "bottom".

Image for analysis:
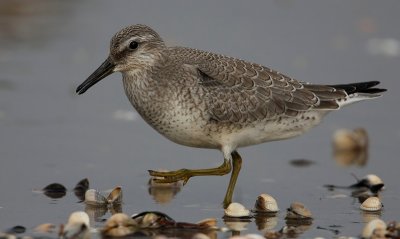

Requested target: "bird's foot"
[
  {"left": 148, "top": 158, "right": 232, "bottom": 186},
  {"left": 148, "top": 168, "right": 193, "bottom": 185}
]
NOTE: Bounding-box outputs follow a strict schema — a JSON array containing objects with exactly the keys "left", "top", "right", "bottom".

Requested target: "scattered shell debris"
[
  {"left": 84, "top": 186, "right": 123, "bottom": 206},
  {"left": 42, "top": 183, "right": 67, "bottom": 199},
  {"left": 224, "top": 202, "right": 251, "bottom": 218},
  {"left": 59, "top": 211, "right": 90, "bottom": 239},
  {"left": 253, "top": 194, "right": 279, "bottom": 214},
  {"left": 282, "top": 224, "right": 312, "bottom": 237},
  {"left": 74, "top": 178, "right": 89, "bottom": 201},
  {"left": 101, "top": 213, "right": 137, "bottom": 237},
  {"left": 362, "top": 218, "right": 386, "bottom": 238},
  {"left": 325, "top": 173, "right": 384, "bottom": 196},
  {"left": 131, "top": 211, "right": 218, "bottom": 231},
  {"left": 131, "top": 211, "right": 175, "bottom": 229},
  {"left": 350, "top": 174, "right": 385, "bottom": 193},
  {"left": 33, "top": 223, "right": 56, "bottom": 234},
  {"left": 4, "top": 226, "right": 26, "bottom": 234},
  {"left": 285, "top": 202, "right": 313, "bottom": 224},
  {"left": 360, "top": 197, "right": 383, "bottom": 212},
  {"left": 85, "top": 203, "right": 122, "bottom": 224},
  {"left": 39, "top": 178, "right": 90, "bottom": 200},
  {"left": 360, "top": 219, "right": 400, "bottom": 238}
]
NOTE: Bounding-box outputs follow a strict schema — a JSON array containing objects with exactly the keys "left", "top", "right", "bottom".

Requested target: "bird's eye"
[{"left": 129, "top": 41, "right": 139, "bottom": 50}]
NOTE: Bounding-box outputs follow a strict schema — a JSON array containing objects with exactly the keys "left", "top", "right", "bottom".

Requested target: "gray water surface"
[{"left": 1, "top": 1, "right": 400, "bottom": 238}]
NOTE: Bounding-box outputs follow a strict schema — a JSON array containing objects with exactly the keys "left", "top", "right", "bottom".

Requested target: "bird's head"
[{"left": 76, "top": 24, "right": 165, "bottom": 94}]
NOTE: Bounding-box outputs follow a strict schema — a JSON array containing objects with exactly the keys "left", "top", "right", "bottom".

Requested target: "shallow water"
[{"left": 1, "top": 0, "right": 400, "bottom": 238}]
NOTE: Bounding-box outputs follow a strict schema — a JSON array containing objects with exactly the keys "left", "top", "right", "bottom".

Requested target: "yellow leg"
[
  {"left": 222, "top": 151, "right": 242, "bottom": 209},
  {"left": 148, "top": 157, "right": 232, "bottom": 185}
]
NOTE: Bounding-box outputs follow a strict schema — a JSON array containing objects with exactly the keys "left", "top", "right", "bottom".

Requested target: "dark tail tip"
[{"left": 329, "top": 81, "right": 387, "bottom": 94}]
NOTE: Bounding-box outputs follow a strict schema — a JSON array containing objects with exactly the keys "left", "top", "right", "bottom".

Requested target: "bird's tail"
[{"left": 328, "top": 81, "right": 387, "bottom": 107}]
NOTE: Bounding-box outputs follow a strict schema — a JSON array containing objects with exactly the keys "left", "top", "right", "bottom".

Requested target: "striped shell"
[
  {"left": 285, "top": 202, "right": 312, "bottom": 219},
  {"left": 224, "top": 202, "right": 251, "bottom": 217},
  {"left": 254, "top": 194, "right": 279, "bottom": 213},
  {"left": 360, "top": 197, "right": 383, "bottom": 212}
]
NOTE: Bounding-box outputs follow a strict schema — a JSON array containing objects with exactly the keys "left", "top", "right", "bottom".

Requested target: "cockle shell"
[
  {"left": 224, "top": 202, "right": 251, "bottom": 218},
  {"left": 84, "top": 186, "right": 122, "bottom": 206},
  {"left": 361, "top": 219, "right": 386, "bottom": 238},
  {"left": 360, "top": 197, "right": 383, "bottom": 212},
  {"left": 253, "top": 194, "right": 279, "bottom": 213},
  {"left": 285, "top": 202, "right": 312, "bottom": 219},
  {"left": 101, "top": 213, "right": 137, "bottom": 237}
]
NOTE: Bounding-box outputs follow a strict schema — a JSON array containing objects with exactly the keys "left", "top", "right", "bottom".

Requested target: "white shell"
[
  {"left": 61, "top": 211, "right": 90, "bottom": 239},
  {"left": 285, "top": 202, "right": 312, "bottom": 219},
  {"left": 224, "top": 202, "right": 251, "bottom": 217},
  {"left": 67, "top": 211, "right": 90, "bottom": 227},
  {"left": 360, "top": 197, "right": 382, "bottom": 212},
  {"left": 361, "top": 219, "right": 386, "bottom": 238},
  {"left": 84, "top": 189, "right": 107, "bottom": 205},
  {"left": 254, "top": 194, "right": 279, "bottom": 213},
  {"left": 365, "top": 174, "right": 384, "bottom": 186}
]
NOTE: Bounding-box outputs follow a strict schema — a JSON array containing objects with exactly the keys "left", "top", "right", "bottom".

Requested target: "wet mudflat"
[{"left": 1, "top": 1, "right": 400, "bottom": 238}]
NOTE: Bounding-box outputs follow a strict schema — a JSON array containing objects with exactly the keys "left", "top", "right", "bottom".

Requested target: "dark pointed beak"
[{"left": 76, "top": 57, "right": 115, "bottom": 95}]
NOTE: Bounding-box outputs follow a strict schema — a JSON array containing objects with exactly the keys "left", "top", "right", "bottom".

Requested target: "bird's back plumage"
[{"left": 169, "top": 47, "right": 385, "bottom": 124}]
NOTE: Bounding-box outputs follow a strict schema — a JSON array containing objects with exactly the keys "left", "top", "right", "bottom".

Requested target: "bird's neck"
[{"left": 121, "top": 62, "right": 172, "bottom": 119}]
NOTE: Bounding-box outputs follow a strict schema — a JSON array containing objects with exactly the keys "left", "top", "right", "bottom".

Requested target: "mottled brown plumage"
[{"left": 76, "top": 24, "right": 386, "bottom": 208}]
